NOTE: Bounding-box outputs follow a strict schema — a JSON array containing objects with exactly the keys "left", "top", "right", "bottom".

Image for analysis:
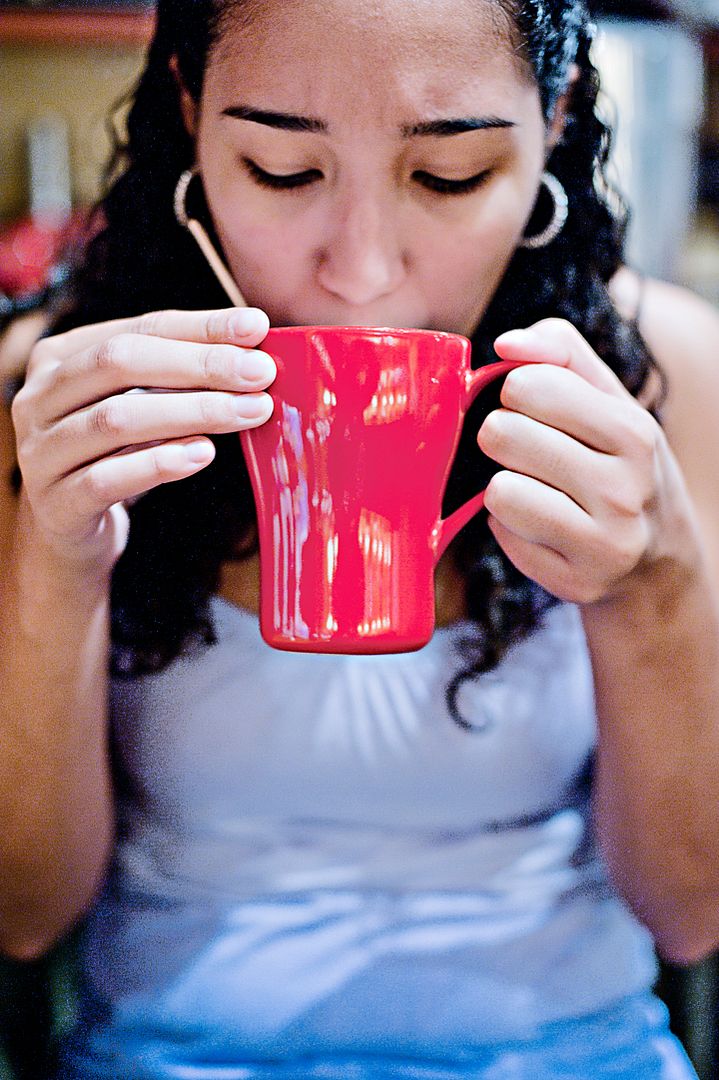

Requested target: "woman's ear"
[
  {"left": 169, "top": 55, "right": 199, "bottom": 139},
  {"left": 546, "top": 62, "right": 579, "bottom": 154}
]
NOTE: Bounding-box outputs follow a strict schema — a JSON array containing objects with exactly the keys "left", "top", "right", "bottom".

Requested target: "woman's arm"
[
  {"left": 0, "top": 314, "right": 115, "bottom": 961},
  {"left": 0, "top": 306, "right": 274, "bottom": 960},
  {"left": 587, "top": 280, "right": 719, "bottom": 965},
  {"left": 479, "top": 292, "right": 719, "bottom": 966},
  {"left": 0, "top": 491, "right": 116, "bottom": 962}
]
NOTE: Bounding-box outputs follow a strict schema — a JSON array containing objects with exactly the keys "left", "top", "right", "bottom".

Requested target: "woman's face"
[{"left": 184, "top": 0, "right": 563, "bottom": 336}]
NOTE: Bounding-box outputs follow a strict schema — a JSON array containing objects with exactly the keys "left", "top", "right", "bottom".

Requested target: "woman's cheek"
[
  {"left": 427, "top": 240, "right": 512, "bottom": 331},
  {"left": 224, "top": 221, "right": 312, "bottom": 321},
  {"left": 217, "top": 211, "right": 290, "bottom": 281}
]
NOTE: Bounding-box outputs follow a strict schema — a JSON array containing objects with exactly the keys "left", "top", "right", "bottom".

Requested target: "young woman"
[{"left": 2, "top": 0, "right": 719, "bottom": 1076}]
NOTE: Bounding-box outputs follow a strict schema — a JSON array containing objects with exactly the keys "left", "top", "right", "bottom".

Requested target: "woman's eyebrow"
[
  {"left": 222, "top": 106, "right": 327, "bottom": 132},
  {"left": 403, "top": 117, "right": 516, "bottom": 137},
  {"left": 221, "top": 106, "right": 516, "bottom": 138}
]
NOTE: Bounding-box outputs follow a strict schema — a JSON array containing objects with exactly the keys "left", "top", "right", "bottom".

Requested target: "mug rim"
[{"left": 264, "top": 325, "right": 471, "bottom": 344}]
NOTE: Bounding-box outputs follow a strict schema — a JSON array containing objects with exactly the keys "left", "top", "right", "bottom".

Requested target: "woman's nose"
[{"left": 316, "top": 193, "right": 407, "bottom": 308}]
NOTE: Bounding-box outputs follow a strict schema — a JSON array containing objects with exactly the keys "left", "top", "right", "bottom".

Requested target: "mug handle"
[{"left": 431, "top": 359, "right": 534, "bottom": 561}]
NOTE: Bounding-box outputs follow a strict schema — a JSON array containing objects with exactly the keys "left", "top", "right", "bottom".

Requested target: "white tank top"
[{"left": 70, "top": 599, "right": 657, "bottom": 1061}]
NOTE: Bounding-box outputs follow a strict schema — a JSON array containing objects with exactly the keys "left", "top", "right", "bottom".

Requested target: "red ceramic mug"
[{"left": 240, "top": 326, "right": 529, "bottom": 654}]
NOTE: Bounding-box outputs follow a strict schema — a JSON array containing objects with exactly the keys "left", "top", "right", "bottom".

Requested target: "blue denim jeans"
[{"left": 58, "top": 991, "right": 698, "bottom": 1079}]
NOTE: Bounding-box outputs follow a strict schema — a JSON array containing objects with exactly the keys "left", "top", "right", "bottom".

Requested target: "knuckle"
[
  {"left": 200, "top": 345, "right": 232, "bottom": 383},
  {"left": 14, "top": 428, "right": 39, "bottom": 470},
  {"left": 204, "top": 311, "right": 228, "bottom": 343},
  {"left": 610, "top": 403, "right": 657, "bottom": 460},
  {"left": 89, "top": 398, "right": 126, "bottom": 439},
  {"left": 602, "top": 458, "right": 655, "bottom": 518},
  {"left": 10, "top": 387, "right": 29, "bottom": 429},
  {"left": 198, "top": 391, "right": 227, "bottom": 428},
  {"left": 135, "top": 309, "right": 172, "bottom": 337},
  {"left": 629, "top": 409, "right": 658, "bottom": 458},
  {"left": 95, "top": 334, "right": 133, "bottom": 373},
  {"left": 83, "top": 464, "right": 114, "bottom": 507},
  {"left": 144, "top": 447, "right": 168, "bottom": 484},
  {"left": 603, "top": 480, "right": 643, "bottom": 519},
  {"left": 11, "top": 391, "right": 42, "bottom": 446},
  {"left": 27, "top": 337, "right": 55, "bottom": 374},
  {"left": 147, "top": 445, "right": 182, "bottom": 483}
]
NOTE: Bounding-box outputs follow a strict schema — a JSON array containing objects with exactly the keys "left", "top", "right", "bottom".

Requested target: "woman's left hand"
[{"left": 479, "top": 317, "right": 694, "bottom": 605}]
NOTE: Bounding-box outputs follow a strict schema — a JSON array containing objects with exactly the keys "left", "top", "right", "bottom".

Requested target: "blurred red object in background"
[{"left": 0, "top": 211, "right": 87, "bottom": 298}]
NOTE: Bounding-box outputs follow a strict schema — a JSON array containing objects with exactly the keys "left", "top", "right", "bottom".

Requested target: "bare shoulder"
[
  {"left": 610, "top": 270, "right": 719, "bottom": 560},
  {"left": 610, "top": 268, "right": 719, "bottom": 427},
  {"left": 611, "top": 268, "right": 719, "bottom": 385}
]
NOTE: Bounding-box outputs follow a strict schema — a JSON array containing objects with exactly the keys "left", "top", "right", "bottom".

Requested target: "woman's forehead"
[
  {"left": 207, "top": 0, "right": 536, "bottom": 115},
  {"left": 213, "top": 0, "right": 517, "bottom": 39}
]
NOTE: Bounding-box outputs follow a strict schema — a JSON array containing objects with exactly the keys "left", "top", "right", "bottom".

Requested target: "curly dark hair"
[{"left": 51, "top": 0, "right": 659, "bottom": 728}]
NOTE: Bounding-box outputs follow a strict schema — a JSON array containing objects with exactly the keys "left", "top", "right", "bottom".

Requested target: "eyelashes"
[
  {"left": 242, "top": 158, "right": 492, "bottom": 196},
  {"left": 411, "top": 169, "right": 492, "bottom": 195},
  {"left": 244, "top": 159, "right": 323, "bottom": 190}
]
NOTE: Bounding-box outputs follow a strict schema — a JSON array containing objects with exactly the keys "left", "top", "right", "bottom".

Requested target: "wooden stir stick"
[{"left": 174, "top": 169, "right": 248, "bottom": 309}]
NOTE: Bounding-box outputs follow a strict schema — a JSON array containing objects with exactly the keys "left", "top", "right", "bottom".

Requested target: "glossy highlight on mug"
[{"left": 240, "top": 326, "right": 528, "bottom": 654}]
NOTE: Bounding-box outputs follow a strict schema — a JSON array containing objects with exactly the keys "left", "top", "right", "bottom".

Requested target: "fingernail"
[
  {"left": 240, "top": 350, "right": 276, "bottom": 384},
  {"left": 237, "top": 393, "right": 274, "bottom": 420},
  {"left": 228, "top": 309, "right": 269, "bottom": 339},
  {"left": 185, "top": 440, "right": 215, "bottom": 465}
]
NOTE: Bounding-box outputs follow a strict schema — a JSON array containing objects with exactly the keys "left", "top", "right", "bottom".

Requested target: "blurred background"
[{"left": 1, "top": 1, "right": 719, "bottom": 1078}]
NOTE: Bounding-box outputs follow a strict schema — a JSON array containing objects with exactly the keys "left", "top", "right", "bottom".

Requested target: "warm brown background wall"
[{"left": 0, "top": 40, "right": 145, "bottom": 221}]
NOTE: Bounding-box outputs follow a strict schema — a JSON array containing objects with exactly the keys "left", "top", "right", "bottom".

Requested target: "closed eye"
[
  {"left": 244, "top": 158, "right": 323, "bottom": 189},
  {"left": 243, "top": 158, "right": 492, "bottom": 196},
  {"left": 413, "top": 169, "right": 492, "bottom": 195}
]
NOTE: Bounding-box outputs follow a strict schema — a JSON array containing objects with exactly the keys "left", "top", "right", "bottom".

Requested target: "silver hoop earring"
[
  {"left": 520, "top": 171, "right": 568, "bottom": 250},
  {"left": 173, "top": 167, "right": 197, "bottom": 228},
  {"left": 172, "top": 167, "right": 246, "bottom": 307}
]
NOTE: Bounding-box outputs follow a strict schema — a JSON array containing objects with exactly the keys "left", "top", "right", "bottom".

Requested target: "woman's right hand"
[{"left": 11, "top": 306, "right": 275, "bottom": 572}]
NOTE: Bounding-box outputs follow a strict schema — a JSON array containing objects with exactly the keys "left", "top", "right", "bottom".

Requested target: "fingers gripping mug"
[{"left": 240, "top": 326, "right": 528, "bottom": 654}]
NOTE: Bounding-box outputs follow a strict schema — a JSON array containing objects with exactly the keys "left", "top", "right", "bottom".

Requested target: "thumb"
[{"left": 494, "top": 318, "right": 628, "bottom": 400}]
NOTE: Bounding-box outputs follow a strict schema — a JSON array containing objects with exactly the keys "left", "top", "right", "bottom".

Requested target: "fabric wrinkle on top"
[{"left": 60, "top": 598, "right": 659, "bottom": 1073}]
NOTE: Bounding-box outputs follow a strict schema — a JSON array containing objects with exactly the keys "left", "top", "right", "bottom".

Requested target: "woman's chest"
[{"left": 111, "top": 601, "right": 597, "bottom": 833}]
